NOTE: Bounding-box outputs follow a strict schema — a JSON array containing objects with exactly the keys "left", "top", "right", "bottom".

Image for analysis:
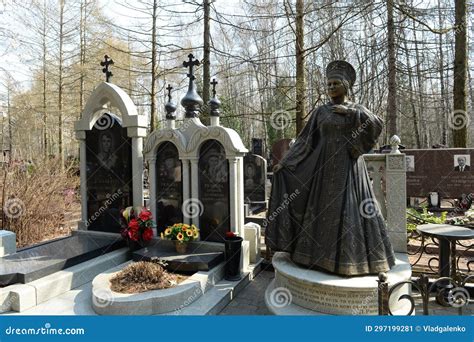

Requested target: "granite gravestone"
[
  {"left": 86, "top": 113, "right": 133, "bottom": 232},
  {"left": 252, "top": 138, "right": 264, "bottom": 157},
  {"left": 199, "top": 140, "right": 230, "bottom": 242},
  {"left": 244, "top": 154, "right": 267, "bottom": 203},
  {"left": 271, "top": 138, "right": 292, "bottom": 167},
  {"left": 155, "top": 142, "right": 183, "bottom": 233},
  {"left": 404, "top": 149, "right": 474, "bottom": 198}
]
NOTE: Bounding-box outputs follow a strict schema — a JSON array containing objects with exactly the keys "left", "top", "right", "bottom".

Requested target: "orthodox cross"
[
  {"left": 166, "top": 84, "right": 173, "bottom": 101},
  {"left": 211, "top": 78, "right": 218, "bottom": 97},
  {"left": 100, "top": 55, "right": 114, "bottom": 82},
  {"left": 183, "top": 54, "right": 200, "bottom": 81}
]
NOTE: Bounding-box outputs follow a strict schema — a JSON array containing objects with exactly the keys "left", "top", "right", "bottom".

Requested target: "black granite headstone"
[
  {"left": 198, "top": 140, "right": 230, "bottom": 242},
  {"left": 132, "top": 240, "right": 224, "bottom": 274},
  {"left": 86, "top": 113, "right": 133, "bottom": 233},
  {"left": 0, "top": 235, "right": 124, "bottom": 286},
  {"left": 404, "top": 148, "right": 474, "bottom": 198},
  {"left": 252, "top": 138, "right": 263, "bottom": 157},
  {"left": 155, "top": 142, "right": 183, "bottom": 233},
  {"left": 244, "top": 154, "right": 267, "bottom": 203}
]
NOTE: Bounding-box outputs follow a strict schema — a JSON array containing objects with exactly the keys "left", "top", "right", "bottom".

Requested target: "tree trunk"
[
  {"left": 402, "top": 33, "right": 421, "bottom": 148},
  {"left": 386, "top": 0, "right": 398, "bottom": 138},
  {"left": 42, "top": 3, "right": 48, "bottom": 158},
  {"left": 202, "top": 0, "right": 211, "bottom": 111},
  {"left": 58, "top": 0, "right": 65, "bottom": 168},
  {"left": 295, "top": 0, "right": 306, "bottom": 134},
  {"left": 438, "top": 0, "right": 448, "bottom": 145},
  {"left": 149, "top": 0, "right": 158, "bottom": 131},
  {"left": 452, "top": 0, "right": 468, "bottom": 147}
]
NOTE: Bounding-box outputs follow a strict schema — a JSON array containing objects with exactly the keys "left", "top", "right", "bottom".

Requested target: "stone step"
[{"left": 0, "top": 248, "right": 129, "bottom": 313}]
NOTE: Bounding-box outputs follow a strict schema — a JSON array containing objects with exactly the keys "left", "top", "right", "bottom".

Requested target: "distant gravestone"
[
  {"left": 155, "top": 142, "right": 183, "bottom": 232},
  {"left": 86, "top": 113, "right": 133, "bottom": 233},
  {"left": 271, "top": 138, "right": 292, "bottom": 167},
  {"left": 244, "top": 154, "right": 267, "bottom": 203},
  {"left": 252, "top": 138, "right": 263, "bottom": 157},
  {"left": 405, "top": 148, "right": 474, "bottom": 198},
  {"left": 199, "top": 140, "right": 230, "bottom": 242}
]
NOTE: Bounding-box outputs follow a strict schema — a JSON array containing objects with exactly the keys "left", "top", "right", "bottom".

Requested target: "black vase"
[{"left": 224, "top": 236, "right": 243, "bottom": 281}]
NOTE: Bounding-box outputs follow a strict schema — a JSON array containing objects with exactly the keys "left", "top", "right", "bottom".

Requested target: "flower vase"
[
  {"left": 224, "top": 236, "right": 243, "bottom": 281},
  {"left": 128, "top": 240, "right": 143, "bottom": 252},
  {"left": 175, "top": 241, "right": 188, "bottom": 254}
]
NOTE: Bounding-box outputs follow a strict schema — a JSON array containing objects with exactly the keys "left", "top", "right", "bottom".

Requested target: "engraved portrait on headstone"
[
  {"left": 454, "top": 155, "right": 470, "bottom": 172},
  {"left": 199, "top": 140, "right": 230, "bottom": 242},
  {"left": 155, "top": 142, "right": 183, "bottom": 232},
  {"left": 405, "top": 155, "right": 415, "bottom": 172},
  {"left": 86, "top": 113, "right": 133, "bottom": 233}
]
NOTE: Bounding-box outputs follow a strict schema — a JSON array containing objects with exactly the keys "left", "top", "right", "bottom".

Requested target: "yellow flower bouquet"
[{"left": 161, "top": 223, "right": 199, "bottom": 243}]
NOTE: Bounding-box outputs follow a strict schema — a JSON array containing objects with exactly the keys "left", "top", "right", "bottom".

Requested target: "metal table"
[{"left": 417, "top": 224, "right": 474, "bottom": 279}]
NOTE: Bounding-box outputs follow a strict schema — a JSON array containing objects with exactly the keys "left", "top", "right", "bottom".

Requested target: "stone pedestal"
[
  {"left": 265, "top": 252, "right": 412, "bottom": 315},
  {"left": 0, "top": 230, "right": 16, "bottom": 257}
]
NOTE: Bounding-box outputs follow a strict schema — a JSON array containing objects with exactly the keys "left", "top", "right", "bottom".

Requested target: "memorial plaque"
[
  {"left": 199, "top": 140, "right": 230, "bottom": 242},
  {"left": 155, "top": 142, "right": 183, "bottom": 233},
  {"left": 86, "top": 113, "right": 133, "bottom": 233},
  {"left": 271, "top": 138, "right": 292, "bottom": 166},
  {"left": 405, "top": 148, "right": 474, "bottom": 198},
  {"left": 244, "top": 154, "right": 267, "bottom": 202}
]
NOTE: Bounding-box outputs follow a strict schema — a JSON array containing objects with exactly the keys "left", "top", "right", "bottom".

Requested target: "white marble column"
[
  {"left": 182, "top": 159, "right": 191, "bottom": 225},
  {"left": 228, "top": 157, "right": 238, "bottom": 234},
  {"left": 237, "top": 156, "right": 245, "bottom": 236},
  {"left": 190, "top": 158, "right": 200, "bottom": 227},
  {"left": 131, "top": 136, "right": 144, "bottom": 207}
]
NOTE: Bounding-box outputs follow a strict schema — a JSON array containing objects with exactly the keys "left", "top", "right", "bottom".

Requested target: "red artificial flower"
[
  {"left": 139, "top": 209, "right": 152, "bottom": 222},
  {"left": 142, "top": 228, "right": 154, "bottom": 242},
  {"left": 128, "top": 229, "right": 139, "bottom": 241},
  {"left": 128, "top": 218, "right": 140, "bottom": 231},
  {"left": 226, "top": 231, "right": 236, "bottom": 238}
]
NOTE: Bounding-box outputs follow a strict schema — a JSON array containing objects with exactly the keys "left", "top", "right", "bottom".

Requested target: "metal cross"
[
  {"left": 183, "top": 53, "right": 200, "bottom": 81},
  {"left": 166, "top": 84, "right": 173, "bottom": 101},
  {"left": 211, "top": 78, "right": 218, "bottom": 97},
  {"left": 100, "top": 55, "right": 114, "bottom": 82}
]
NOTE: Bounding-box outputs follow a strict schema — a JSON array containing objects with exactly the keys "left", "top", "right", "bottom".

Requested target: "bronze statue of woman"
[{"left": 265, "top": 60, "right": 395, "bottom": 276}]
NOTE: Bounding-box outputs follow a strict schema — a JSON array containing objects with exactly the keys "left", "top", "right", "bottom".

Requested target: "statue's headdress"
[{"left": 326, "top": 60, "right": 356, "bottom": 88}]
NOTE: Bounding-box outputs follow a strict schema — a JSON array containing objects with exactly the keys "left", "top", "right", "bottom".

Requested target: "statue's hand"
[
  {"left": 273, "top": 164, "right": 283, "bottom": 173},
  {"left": 332, "top": 104, "right": 352, "bottom": 115}
]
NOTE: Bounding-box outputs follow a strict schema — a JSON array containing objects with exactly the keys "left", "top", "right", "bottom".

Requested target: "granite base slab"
[
  {"left": 132, "top": 240, "right": 224, "bottom": 273},
  {"left": 0, "top": 234, "right": 124, "bottom": 286}
]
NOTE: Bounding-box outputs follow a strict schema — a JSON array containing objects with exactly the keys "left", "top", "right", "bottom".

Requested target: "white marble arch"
[
  {"left": 143, "top": 117, "right": 248, "bottom": 237},
  {"left": 143, "top": 127, "right": 187, "bottom": 228},
  {"left": 182, "top": 118, "right": 248, "bottom": 236},
  {"left": 74, "top": 82, "right": 148, "bottom": 230}
]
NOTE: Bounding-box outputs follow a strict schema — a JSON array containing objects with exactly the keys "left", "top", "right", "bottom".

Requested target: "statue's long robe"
[{"left": 265, "top": 102, "right": 395, "bottom": 276}]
